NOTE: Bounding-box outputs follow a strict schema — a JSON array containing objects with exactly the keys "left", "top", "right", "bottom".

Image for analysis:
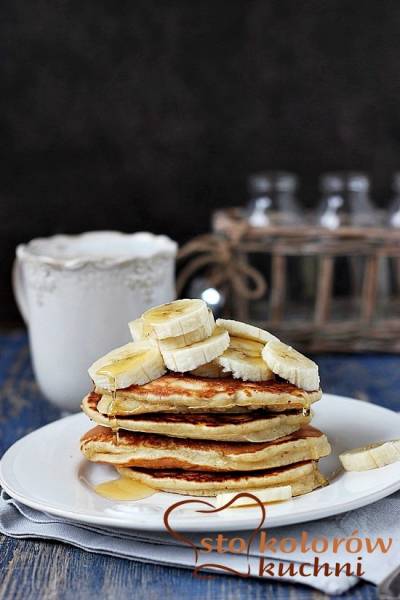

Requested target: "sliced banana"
[
  {"left": 262, "top": 340, "right": 319, "bottom": 391},
  {"left": 340, "top": 440, "right": 400, "bottom": 471},
  {"left": 161, "top": 326, "right": 229, "bottom": 372},
  {"left": 128, "top": 318, "right": 155, "bottom": 342},
  {"left": 217, "top": 319, "right": 278, "bottom": 344},
  {"left": 190, "top": 358, "right": 229, "bottom": 378},
  {"left": 218, "top": 336, "right": 274, "bottom": 382},
  {"left": 142, "top": 299, "right": 210, "bottom": 340},
  {"left": 158, "top": 310, "right": 215, "bottom": 350},
  {"left": 215, "top": 486, "right": 292, "bottom": 509},
  {"left": 88, "top": 341, "right": 166, "bottom": 391}
]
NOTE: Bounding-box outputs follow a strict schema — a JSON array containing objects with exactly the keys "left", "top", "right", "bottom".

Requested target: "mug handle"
[{"left": 12, "top": 258, "right": 30, "bottom": 324}]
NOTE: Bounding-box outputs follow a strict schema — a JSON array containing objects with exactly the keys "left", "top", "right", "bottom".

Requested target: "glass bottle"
[
  {"left": 387, "top": 173, "right": 400, "bottom": 308},
  {"left": 388, "top": 172, "right": 400, "bottom": 228},
  {"left": 317, "top": 173, "right": 349, "bottom": 229},
  {"left": 347, "top": 172, "right": 376, "bottom": 227},
  {"left": 317, "top": 172, "right": 376, "bottom": 228},
  {"left": 316, "top": 174, "right": 352, "bottom": 311},
  {"left": 246, "top": 171, "right": 301, "bottom": 227}
]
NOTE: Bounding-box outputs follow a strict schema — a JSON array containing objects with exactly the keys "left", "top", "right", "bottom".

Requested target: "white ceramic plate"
[{"left": 1, "top": 394, "right": 400, "bottom": 532}]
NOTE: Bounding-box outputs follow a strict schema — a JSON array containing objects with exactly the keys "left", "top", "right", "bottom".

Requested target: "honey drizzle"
[
  {"left": 89, "top": 373, "right": 157, "bottom": 501},
  {"left": 94, "top": 477, "right": 156, "bottom": 501},
  {"left": 109, "top": 375, "right": 120, "bottom": 445}
]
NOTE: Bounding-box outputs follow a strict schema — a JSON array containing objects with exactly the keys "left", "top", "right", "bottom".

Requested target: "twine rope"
[{"left": 177, "top": 234, "right": 267, "bottom": 300}]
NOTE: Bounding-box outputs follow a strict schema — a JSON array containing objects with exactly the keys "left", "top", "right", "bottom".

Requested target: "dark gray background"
[{"left": 2, "top": 0, "right": 400, "bottom": 322}]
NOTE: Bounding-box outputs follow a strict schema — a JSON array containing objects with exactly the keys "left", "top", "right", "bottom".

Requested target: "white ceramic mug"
[{"left": 13, "top": 231, "right": 177, "bottom": 411}]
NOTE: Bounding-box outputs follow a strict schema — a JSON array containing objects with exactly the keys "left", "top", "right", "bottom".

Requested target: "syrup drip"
[
  {"left": 97, "top": 355, "right": 151, "bottom": 447},
  {"left": 94, "top": 477, "right": 156, "bottom": 501},
  {"left": 112, "top": 422, "right": 120, "bottom": 445},
  {"left": 110, "top": 376, "right": 120, "bottom": 444},
  {"left": 98, "top": 373, "right": 121, "bottom": 445}
]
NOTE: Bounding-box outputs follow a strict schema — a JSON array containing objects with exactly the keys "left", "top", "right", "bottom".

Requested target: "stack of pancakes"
[{"left": 81, "top": 373, "right": 330, "bottom": 497}]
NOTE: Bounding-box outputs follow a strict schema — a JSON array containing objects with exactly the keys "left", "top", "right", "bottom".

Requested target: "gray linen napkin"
[{"left": 3, "top": 489, "right": 400, "bottom": 595}]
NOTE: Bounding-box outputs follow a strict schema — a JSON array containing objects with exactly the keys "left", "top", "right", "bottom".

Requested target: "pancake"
[
  {"left": 95, "top": 373, "right": 321, "bottom": 416},
  {"left": 82, "top": 392, "right": 312, "bottom": 442},
  {"left": 80, "top": 424, "right": 331, "bottom": 472},
  {"left": 117, "top": 460, "right": 328, "bottom": 496}
]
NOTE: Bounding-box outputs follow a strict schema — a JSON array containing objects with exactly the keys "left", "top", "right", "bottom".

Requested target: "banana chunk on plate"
[
  {"left": 262, "top": 340, "right": 319, "bottom": 391},
  {"left": 161, "top": 326, "right": 230, "bottom": 372},
  {"left": 88, "top": 341, "right": 166, "bottom": 391},
  {"left": 219, "top": 336, "right": 274, "bottom": 381},
  {"left": 340, "top": 440, "right": 400, "bottom": 471},
  {"left": 215, "top": 485, "right": 292, "bottom": 509},
  {"left": 141, "top": 299, "right": 210, "bottom": 339}
]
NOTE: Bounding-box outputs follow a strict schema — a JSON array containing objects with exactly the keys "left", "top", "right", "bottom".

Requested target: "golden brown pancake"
[
  {"left": 95, "top": 373, "right": 321, "bottom": 416},
  {"left": 80, "top": 424, "right": 331, "bottom": 472},
  {"left": 117, "top": 460, "right": 328, "bottom": 496},
  {"left": 82, "top": 392, "right": 312, "bottom": 442}
]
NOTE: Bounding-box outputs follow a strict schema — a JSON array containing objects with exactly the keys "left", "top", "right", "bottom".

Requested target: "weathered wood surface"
[{"left": 2, "top": 331, "right": 399, "bottom": 600}]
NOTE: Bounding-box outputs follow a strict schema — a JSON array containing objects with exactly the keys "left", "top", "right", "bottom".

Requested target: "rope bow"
[{"left": 177, "top": 234, "right": 267, "bottom": 300}]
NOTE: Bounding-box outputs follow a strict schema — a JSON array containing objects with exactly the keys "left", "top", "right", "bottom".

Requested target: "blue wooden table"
[{"left": 1, "top": 330, "right": 399, "bottom": 600}]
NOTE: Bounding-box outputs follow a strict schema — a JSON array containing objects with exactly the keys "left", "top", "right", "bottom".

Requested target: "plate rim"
[{"left": 2, "top": 393, "right": 400, "bottom": 532}]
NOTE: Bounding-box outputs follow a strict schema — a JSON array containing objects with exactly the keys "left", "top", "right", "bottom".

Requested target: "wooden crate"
[{"left": 178, "top": 208, "right": 400, "bottom": 352}]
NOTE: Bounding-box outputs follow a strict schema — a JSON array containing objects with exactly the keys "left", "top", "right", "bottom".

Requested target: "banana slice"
[
  {"left": 216, "top": 319, "right": 278, "bottom": 344},
  {"left": 190, "top": 358, "right": 229, "bottom": 378},
  {"left": 161, "top": 327, "right": 229, "bottom": 372},
  {"left": 128, "top": 318, "right": 155, "bottom": 342},
  {"left": 215, "top": 486, "right": 292, "bottom": 509},
  {"left": 142, "top": 299, "right": 210, "bottom": 340},
  {"left": 158, "top": 310, "right": 215, "bottom": 351},
  {"left": 218, "top": 336, "right": 274, "bottom": 381},
  {"left": 340, "top": 440, "right": 400, "bottom": 471},
  {"left": 88, "top": 341, "right": 166, "bottom": 391},
  {"left": 262, "top": 340, "right": 319, "bottom": 391}
]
